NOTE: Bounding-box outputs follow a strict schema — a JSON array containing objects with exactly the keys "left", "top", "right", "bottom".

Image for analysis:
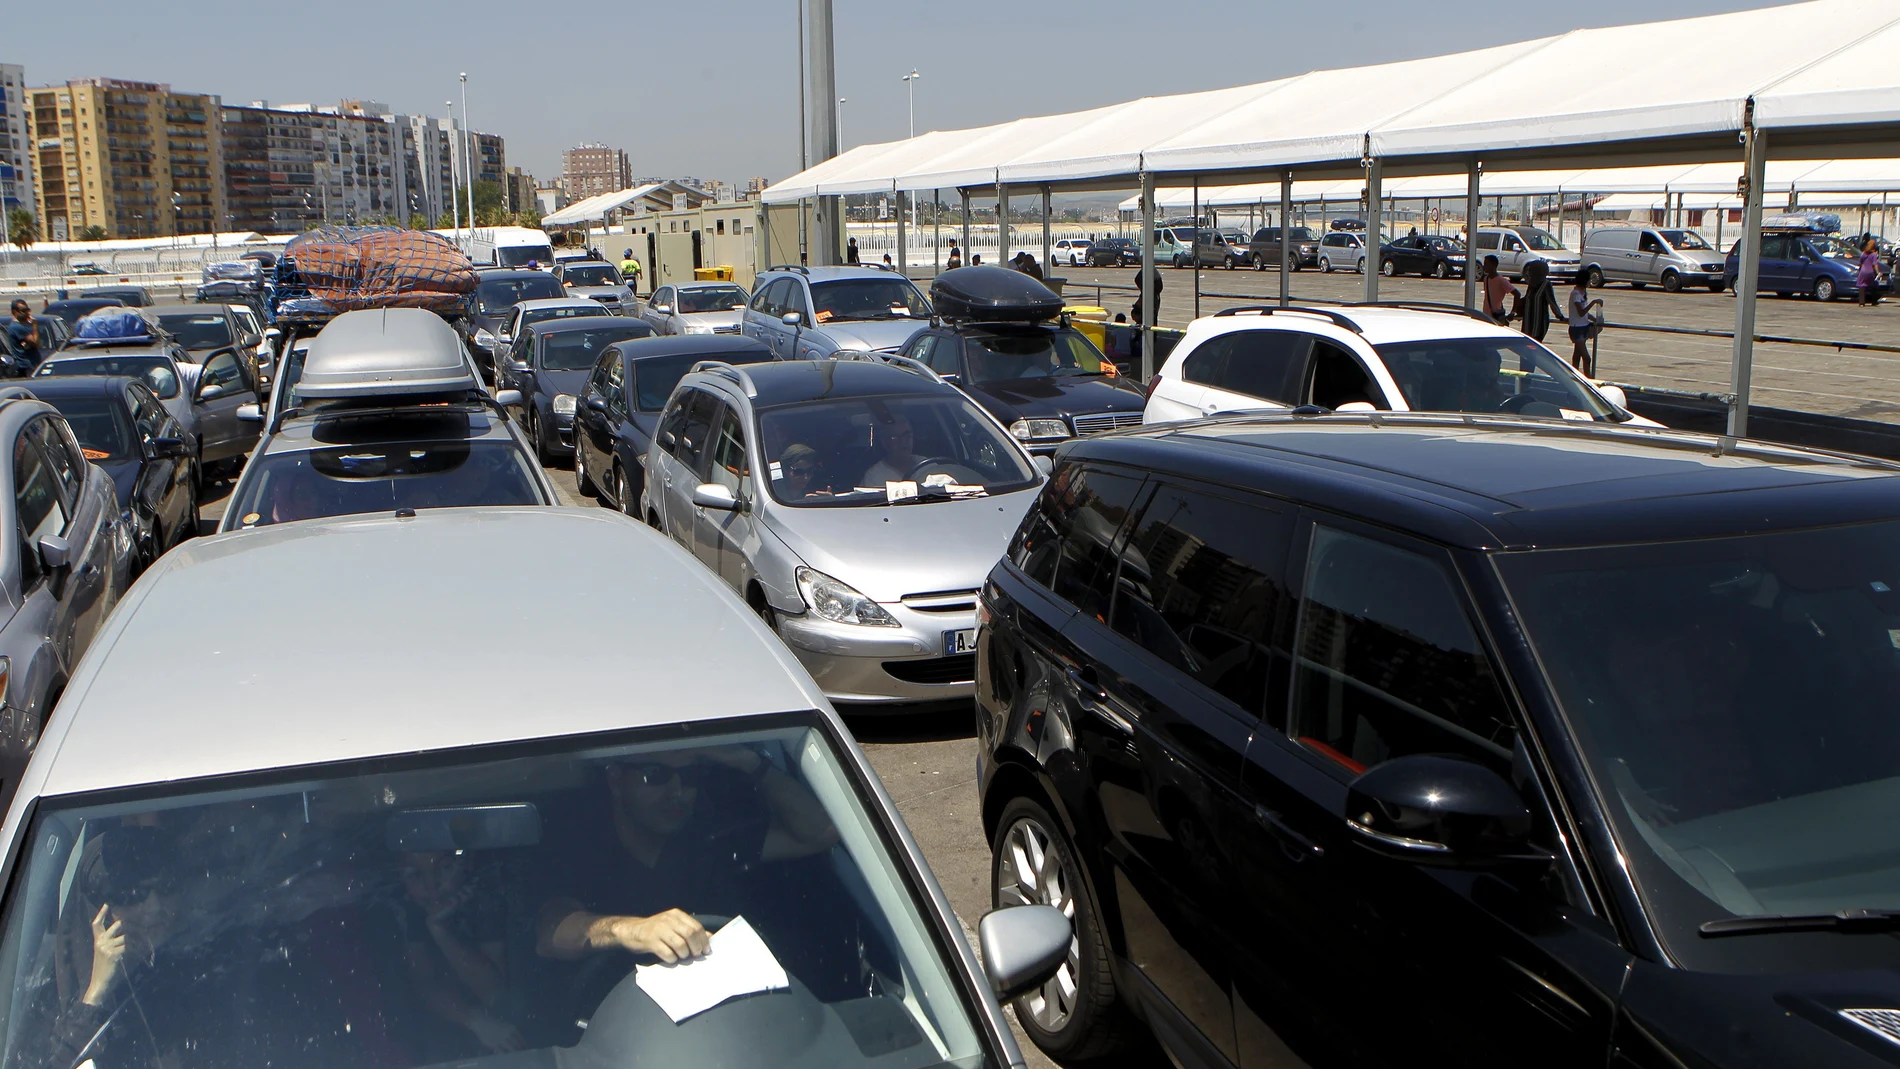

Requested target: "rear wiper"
[{"left": 1699, "top": 908, "right": 1900, "bottom": 937}]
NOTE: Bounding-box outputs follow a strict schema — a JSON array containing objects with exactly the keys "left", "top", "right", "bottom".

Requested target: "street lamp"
[
  {"left": 446, "top": 101, "right": 460, "bottom": 238},
  {"left": 902, "top": 70, "right": 920, "bottom": 139},
  {"left": 459, "top": 73, "right": 474, "bottom": 239},
  {"left": 837, "top": 98, "right": 846, "bottom": 151}
]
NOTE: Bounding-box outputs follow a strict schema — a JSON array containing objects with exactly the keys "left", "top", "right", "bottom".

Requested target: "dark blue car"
[
  {"left": 498, "top": 316, "right": 654, "bottom": 463},
  {"left": 571, "top": 334, "right": 777, "bottom": 516},
  {"left": 29, "top": 375, "right": 196, "bottom": 574},
  {"left": 1723, "top": 226, "right": 1886, "bottom": 302}
]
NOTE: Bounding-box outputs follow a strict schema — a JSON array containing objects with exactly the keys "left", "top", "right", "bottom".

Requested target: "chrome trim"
[
  {"left": 1841, "top": 1009, "right": 1900, "bottom": 1048},
  {"left": 1346, "top": 819, "right": 1452, "bottom": 853}
]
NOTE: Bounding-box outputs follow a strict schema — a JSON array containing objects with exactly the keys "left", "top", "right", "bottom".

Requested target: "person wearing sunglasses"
[
  {"left": 535, "top": 746, "right": 835, "bottom": 967},
  {"left": 775, "top": 442, "right": 830, "bottom": 500}
]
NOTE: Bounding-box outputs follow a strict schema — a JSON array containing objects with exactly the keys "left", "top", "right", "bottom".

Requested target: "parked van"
[
  {"left": 1471, "top": 226, "right": 1580, "bottom": 281},
  {"left": 1581, "top": 226, "right": 1728, "bottom": 292},
  {"left": 466, "top": 226, "right": 555, "bottom": 270}
]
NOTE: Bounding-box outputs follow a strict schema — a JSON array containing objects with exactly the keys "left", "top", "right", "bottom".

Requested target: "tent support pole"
[
  {"left": 1140, "top": 169, "right": 1156, "bottom": 380},
  {"left": 1041, "top": 185, "right": 1052, "bottom": 276},
  {"left": 896, "top": 187, "right": 908, "bottom": 276},
  {"left": 1729, "top": 122, "right": 1768, "bottom": 439},
  {"left": 996, "top": 180, "right": 1008, "bottom": 265},
  {"left": 933, "top": 188, "right": 941, "bottom": 275},
  {"left": 1364, "top": 155, "right": 1382, "bottom": 302},
  {"left": 1464, "top": 161, "right": 1481, "bottom": 310},
  {"left": 762, "top": 201, "right": 772, "bottom": 270},
  {"left": 1192, "top": 178, "right": 1201, "bottom": 319},
  {"left": 960, "top": 190, "right": 971, "bottom": 258},
  {"left": 1279, "top": 171, "right": 1292, "bottom": 308}
]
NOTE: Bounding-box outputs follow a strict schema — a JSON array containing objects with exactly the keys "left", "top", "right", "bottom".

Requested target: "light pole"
[
  {"left": 836, "top": 98, "right": 846, "bottom": 151},
  {"left": 446, "top": 102, "right": 460, "bottom": 239},
  {"left": 459, "top": 74, "right": 475, "bottom": 237},
  {"left": 902, "top": 70, "right": 920, "bottom": 139}
]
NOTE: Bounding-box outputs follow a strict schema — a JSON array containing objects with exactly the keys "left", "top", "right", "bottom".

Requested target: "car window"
[
  {"left": 1639, "top": 232, "right": 1665, "bottom": 253},
  {"left": 155, "top": 312, "right": 233, "bottom": 350},
  {"left": 28, "top": 418, "right": 83, "bottom": 505},
  {"left": 13, "top": 428, "right": 66, "bottom": 545},
  {"left": 808, "top": 278, "right": 925, "bottom": 324},
  {"left": 540, "top": 327, "right": 649, "bottom": 372},
  {"left": 604, "top": 354, "right": 627, "bottom": 418},
  {"left": 675, "top": 389, "right": 723, "bottom": 474},
  {"left": 521, "top": 306, "right": 598, "bottom": 330},
  {"left": 1044, "top": 466, "right": 1146, "bottom": 620},
  {"left": 962, "top": 328, "right": 1108, "bottom": 383},
  {"left": 1183, "top": 330, "right": 1311, "bottom": 404},
  {"left": 475, "top": 276, "right": 565, "bottom": 314},
  {"left": 228, "top": 439, "right": 545, "bottom": 526},
  {"left": 706, "top": 407, "right": 752, "bottom": 500},
  {"left": 1760, "top": 235, "right": 1792, "bottom": 260},
  {"left": 1306, "top": 342, "right": 1381, "bottom": 410},
  {"left": 36, "top": 356, "right": 180, "bottom": 401},
  {"left": 760, "top": 392, "right": 1038, "bottom": 507},
  {"left": 1374, "top": 336, "right": 1615, "bottom": 419},
  {"left": 678, "top": 286, "right": 748, "bottom": 314},
  {"left": 1110, "top": 483, "right": 1292, "bottom": 718},
  {"left": 1474, "top": 232, "right": 1499, "bottom": 250},
  {"left": 586, "top": 349, "right": 615, "bottom": 401},
  {"left": 48, "top": 395, "right": 136, "bottom": 461},
  {"left": 750, "top": 280, "right": 782, "bottom": 316},
  {"left": 1288, "top": 525, "right": 1514, "bottom": 775},
  {"left": 201, "top": 351, "right": 242, "bottom": 391},
  {"left": 561, "top": 264, "right": 619, "bottom": 287},
  {"left": 131, "top": 388, "right": 171, "bottom": 442},
  {"left": 652, "top": 286, "right": 675, "bottom": 309}
]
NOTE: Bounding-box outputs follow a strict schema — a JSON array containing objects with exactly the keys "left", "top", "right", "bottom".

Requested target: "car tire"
[
  {"left": 1224, "top": 255, "right": 1237, "bottom": 270},
  {"left": 1356, "top": 258, "right": 1366, "bottom": 274},
  {"left": 1319, "top": 256, "right": 1333, "bottom": 273},
  {"left": 574, "top": 437, "right": 598, "bottom": 498},
  {"left": 1253, "top": 254, "right": 1266, "bottom": 271},
  {"left": 1708, "top": 280, "right": 1727, "bottom": 292},
  {"left": 1661, "top": 270, "right": 1682, "bottom": 293},
  {"left": 1585, "top": 265, "right": 1605, "bottom": 288},
  {"left": 1381, "top": 258, "right": 1398, "bottom": 277},
  {"left": 527, "top": 409, "right": 552, "bottom": 466},
  {"left": 992, "top": 796, "right": 1134, "bottom": 1063},
  {"left": 614, "top": 465, "right": 636, "bottom": 518},
  {"left": 1815, "top": 277, "right": 1837, "bottom": 301},
  {"left": 1433, "top": 260, "right": 1450, "bottom": 279},
  {"left": 1172, "top": 255, "right": 1188, "bottom": 269}
]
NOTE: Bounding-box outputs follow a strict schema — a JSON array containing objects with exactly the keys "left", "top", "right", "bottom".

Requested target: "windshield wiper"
[{"left": 1699, "top": 908, "right": 1900, "bottom": 937}]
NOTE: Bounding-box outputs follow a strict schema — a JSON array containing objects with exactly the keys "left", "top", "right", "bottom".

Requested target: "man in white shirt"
[{"left": 861, "top": 415, "right": 922, "bottom": 485}]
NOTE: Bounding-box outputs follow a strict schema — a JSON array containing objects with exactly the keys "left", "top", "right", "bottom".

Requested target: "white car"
[
  {"left": 1317, "top": 231, "right": 1368, "bottom": 273},
  {"left": 1052, "top": 238, "right": 1092, "bottom": 266},
  {"left": 1143, "top": 303, "right": 1658, "bottom": 427}
]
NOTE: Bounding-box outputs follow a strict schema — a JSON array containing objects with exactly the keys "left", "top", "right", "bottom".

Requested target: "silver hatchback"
[{"left": 643, "top": 359, "right": 1046, "bottom": 707}]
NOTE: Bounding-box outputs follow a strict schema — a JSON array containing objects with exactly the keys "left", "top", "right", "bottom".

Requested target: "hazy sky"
[{"left": 17, "top": 0, "right": 1790, "bottom": 185}]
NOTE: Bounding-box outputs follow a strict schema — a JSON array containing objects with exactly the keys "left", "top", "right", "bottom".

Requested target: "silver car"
[
  {"left": 0, "top": 507, "right": 1070, "bottom": 1067},
  {"left": 553, "top": 258, "right": 635, "bottom": 315},
  {"left": 33, "top": 336, "right": 260, "bottom": 479},
  {"left": 640, "top": 282, "right": 752, "bottom": 336},
  {"left": 643, "top": 358, "right": 1047, "bottom": 707},
  {"left": 741, "top": 265, "right": 932, "bottom": 360}
]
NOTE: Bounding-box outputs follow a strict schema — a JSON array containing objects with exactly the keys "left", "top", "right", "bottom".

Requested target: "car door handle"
[
  {"left": 1064, "top": 665, "right": 1106, "bottom": 701},
  {"left": 1255, "top": 805, "right": 1324, "bottom": 859}
]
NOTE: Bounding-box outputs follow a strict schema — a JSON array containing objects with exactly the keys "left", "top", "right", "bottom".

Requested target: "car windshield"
[
  {"left": 1286, "top": 227, "right": 1316, "bottom": 241},
  {"left": 36, "top": 356, "right": 180, "bottom": 400},
  {"left": 0, "top": 717, "right": 996, "bottom": 1069},
  {"left": 1496, "top": 519, "right": 1900, "bottom": 970},
  {"left": 678, "top": 287, "right": 749, "bottom": 314},
  {"left": 228, "top": 435, "right": 543, "bottom": 525},
  {"left": 561, "top": 264, "right": 619, "bottom": 287},
  {"left": 760, "top": 393, "right": 1037, "bottom": 507},
  {"left": 521, "top": 306, "right": 598, "bottom": 330},
  {"left": 1816, "top": 237, "right": 1864, "bottom": 262},
  {"left": 154, "top": 313, "right": 232, "bottom": 350},
  {"left": 632, "top": 351, "right": 772, "bottom": 411},
  {"left": 963, "top": 328, "right": 1111, "bottom": 384},
  {"left": 1659, "top": 229, "right": 1713, "bottom": 251},
  {"left": 541, "top": 328, "right": 648, "bottom": 371},
  {"left": 1513, "top": 227, "right": 1567, "bottom": 251},
  {"left": 477, "top": 277, "right": 565, "bottom": 314},
  {"left": 497, "top": 244, "right": 555, "bottom": 268},
  {"left": 41, "top": 396, "right": 135, "bottom": 460},
  {"left": 808, "top": 279, "right": 929, "bottom": 323},
  {"left": 1372, "top": 336, "right": 1616, "bottom": 420}
]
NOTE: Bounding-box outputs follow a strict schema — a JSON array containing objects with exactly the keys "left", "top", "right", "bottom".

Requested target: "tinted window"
[
  {"left": 675, "top": 390, "right": 723, "bottom": 474},
  {"left": 962, "top": 328, "right": 1108, "bottom": 383},
  {"left": 633, "top": 351, "right": 773, "bottom": 412},
  {"left": 604, "top": 356, "right": 627, "bottom": 417},
  {"left": 759, "top": 393, "right": 1038, "bottom": 507},
  {"left": 29, "top": 418, "right": 83, "bottom": 504},
  {"left": 1110, "top": 484, "right": 1290, "bottom": 718},
  {"left": 44, "top": 397, "right": 135, "bottom": 461},
  {"left": 1374, "top": 336, "right": 1615, "bottom": 420},
  {"left": 706, "top": 408, "right": 752, "bottom": 501},
  {"left": 1045, "top": 467, "right": 1145, "bottom": 620},
  {"left": 561, "top": 264, "right": 619, "bottom": 287},
  {"left": 155, "top": 312, "right": 233, "bottom": 350},
  {"left": 1288, "top": 526, "right": 1513, "bottom": 775},
  {"left": 539, "top": 327, "right": 649, "bottom": 371},
  {"left": 1306, "top": 342, "right": 1380, "bottom": 409},
  {"left": 200, "top": 351, "right": 242, "bottom": 391},
  {"left": 808, "top": 279, "right": 927, "bottom": 323},
  {"left": 1475, "top": 232, "right": 1499, "bottom": 250},
  {"left": 520, "top": 306, "right": 599, "bottom": 331},
  {"left": 495, "top": 243, "right": 554, "bottom": 267},
  {"left": 13, "top": 431, "right": 64, "bottom": 542},
  {"left": 37, "top": 356, "right": 181, "bottom": 400},
  {"left": 1183, "top": 330, "right": 1310, "bottom": 403},
  {"left": 476, "top": 276, "right": 565, "bottom": 314},
  {"left": 229, "top": 439, "right": 543, "bottom": 526}
]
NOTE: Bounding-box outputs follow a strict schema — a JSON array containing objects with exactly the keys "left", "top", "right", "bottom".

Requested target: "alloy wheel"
[
  {"left": 1434, "top": 260, "right": 1449, "bottom": 279},
  {"left": 1320, "top": 257, "right": 1332, "bottom": 273},
  {"left": 995, "top": 816, "right": 1082, "bottom": 1034}
]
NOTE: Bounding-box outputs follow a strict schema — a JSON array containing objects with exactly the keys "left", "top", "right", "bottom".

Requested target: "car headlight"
[
  {"left": 552, "top": 393, "right": 577, "bottom": 416},
  {"left": 830, "top": 348, "right": 869, "bottom": 361},
  {"left": 796, "top": 566, "right": 899, "bottom": 627},
  {"left": 682, "top": 322, "right": 713, "bottom": 335},
  {"left": 1009, "top": 418, "right": 1071, "bottom": 441}
]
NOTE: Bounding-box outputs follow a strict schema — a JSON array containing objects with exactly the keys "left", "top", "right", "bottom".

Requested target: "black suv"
[
  {"left": 1085, "top": 237, "right": 1142, "bottom": 267},
  {"left": 978, "top": 412, "right": 1900, "bottom": 1068}
]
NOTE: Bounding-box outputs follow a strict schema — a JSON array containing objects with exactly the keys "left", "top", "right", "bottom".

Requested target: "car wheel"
[
  {"left": 614, "top": 465, "right": 636, "bottom": 517},
  {"left": 180, "top": 478, "right": 199, "bottom": 542},
  {"left": 1253, "top": 254, "right": 1266, "bottom": 271},
  {"left": 1381, "top": 258, "right": 1398, "bottom": 277},
  {"left": 1319, "top": 256, "right": 1333, "bottom": 273},
  {"left": 1585, "top": 265, "right": 1605, "bottom": 288},
  {"left": 1172, "top": 254, "right": 1188, "bottom": 268},
  {"left": 993, "top": 796, "right": 1134, "bottom": 1062},
  {"left": 1356, "top": 257, "right": 1366, "bottom": 274},
  {"left": 1661, "top": 270, "right": 1682, "bottom": 293},
  {"left": 1815, "top": 277, "right": 1837, "bottom": 301},
  {"left": 1224, "top": 255, "right": 1236, "bottom": 270},
  {"left": 1433, "top": 260, "right": 1450, "bottom": 279},
  {"left": 527, "top": 409, "right": 552, "bottom": 466},
  {"left": 574, "top": 437, "right": 598, "bottom": 498}
]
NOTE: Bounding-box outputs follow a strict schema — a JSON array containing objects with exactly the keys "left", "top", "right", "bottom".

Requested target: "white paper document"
[{"left": 634, "top": 915, "right": 789, "bottom": 1023}]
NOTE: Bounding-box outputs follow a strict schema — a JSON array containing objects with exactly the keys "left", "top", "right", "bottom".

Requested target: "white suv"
[{"left": 1143, "top": 303, "right": 1656, "bottom": 426}]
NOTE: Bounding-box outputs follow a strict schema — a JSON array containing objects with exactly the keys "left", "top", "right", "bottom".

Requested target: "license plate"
[{"left": 943, "top": 628, "right": 977, "bottom": 656}]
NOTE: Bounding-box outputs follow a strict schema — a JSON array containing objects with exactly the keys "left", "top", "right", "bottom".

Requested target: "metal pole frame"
[
  {"left": 1279, "top": 171, "right": 1292, "bottom": 307},
  {"left": 1040, "top": 185, "right": 1051, "bottom": 278},
  {"left": 460, "top": 75, "right": 474, "bottom": 236},
  {"left": 1464, "top": 161, "right": 1482, "bottom": 310},
  {"left": 1729, "top": 121, "right": 1768, "bottom": 438},
  {"left": 1192, "top": 178, "right": 1201, "bottom": 319},
  {"left": 1364, "top": 153, "right": 1382, "bottom": 302},
  {"left": 960, "top": 189, "right": 971, "bottom": 260},
  {"left": 934, "top": 188, "right": 941, "bottom": 275},
  {"left": 1139, "top": 170, "right": 1156, "bottom": 380},
  {"left": 995, "top": 180, "right": 1008, "bottom": 266},
  {"left": 896, "top": 186, "right": 908, "bottom": 276}
]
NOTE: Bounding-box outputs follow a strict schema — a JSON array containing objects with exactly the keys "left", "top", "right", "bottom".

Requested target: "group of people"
[{"left": 1480, "top": 256, "right": 1602, "bottom": 376}]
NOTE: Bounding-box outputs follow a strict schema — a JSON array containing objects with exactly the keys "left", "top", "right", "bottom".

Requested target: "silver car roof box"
[{"left": 297, "top": 308, "right": 475, "bottom": 399}]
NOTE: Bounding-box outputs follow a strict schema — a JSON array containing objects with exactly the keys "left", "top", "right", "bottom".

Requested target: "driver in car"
[
  {"left": 535, "top": 746, "right": 836, "bottom": 966},
  {"left": 775, "top": 443, "right": 828, "bottom": 499},
  {"left": 861, "top": 415, "right": 923, "bottom": 486}
]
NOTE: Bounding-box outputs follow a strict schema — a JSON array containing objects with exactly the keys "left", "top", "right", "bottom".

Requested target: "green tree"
[
  {"left": 435, "top": 211, "right": 457, "bottom": 229},
  {"left": 5, "top": 209, "right": 36, "bottom": 252},
  {"left": 472, "top": 180, "right": 505, "bottom": 217},
  {"left": 408, "top": 213, "right": 430, "bottom": 231},
  {"left": 77, "top": 224, "right": 108, "bottom": 242},
  {"left": 515, "top": 205, "right": 543, "bottom": 229}
]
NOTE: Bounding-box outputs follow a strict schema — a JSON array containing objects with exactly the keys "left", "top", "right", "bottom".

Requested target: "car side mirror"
[
  {"left": 494, "top": 389, "right": 523, "bottom": 408},
  {"left": 37, "top": 533, "right": 71, "bottom": 572},
  {"left": 692, "top": 483, "right": 742, "bottom": 512},
  {"left": 1032, "top": 455, "right": 1054, "bottom": 476},
  {"left": 509, "top": 360, "right": 532, "bottom": 374},
  {"left": 147, "top": 435, "right": 190, "bottom": 459},
  {"left": 196, "top": 383, "right": 226, "bottom": 403},
  {"left": 781, "top": 311, "right": 803, "bottom": 327},
  {"left": 1595, "top": 383, "right": 1629, "bottom": 410},
  {"left": 263, "top": 327, "right": 282, "bottom": 340},
  {"left": 498, "top": 333, "right": 513, "bottom": 346},
  {"left": 236, "top": 404, "right": 262, "bottom": 424},
  {"left": 653, "top": 304, "right": 673, "bottom": 314},
  {"left": 1344, "top": 754, "right": 1546, "bottom": 868},
  {"left": 977, "top": 905, "right": 1071, "bottom": 1001}
]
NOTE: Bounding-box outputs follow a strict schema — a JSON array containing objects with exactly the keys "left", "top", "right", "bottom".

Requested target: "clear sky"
[{"left": 14, "top": 0, "right": 1791, "bottom": 185}]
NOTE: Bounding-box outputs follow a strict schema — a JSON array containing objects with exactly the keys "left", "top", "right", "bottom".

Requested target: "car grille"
[
  {"left": 587, "top": 294, "right": 618, "bottom": 303},
  {"left": 884, "top": 654, "right": 976, "bottom": 685},
  {"left": 1071, "top": 411, "right": 1144, "bottom": 436},
  {"left": 1841, "top": 1009, "right": 1900, "bottom": 1048},
  {"left": 901, "top": 589, "right": 980, "bottom": 613},
  {"left": 711, "top": 325, "right": 741, "bottom": 334}
]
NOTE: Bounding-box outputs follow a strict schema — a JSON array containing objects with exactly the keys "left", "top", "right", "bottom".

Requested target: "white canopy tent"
[{"left": 541, "top": 184, "right": 677, "bottom": 228}]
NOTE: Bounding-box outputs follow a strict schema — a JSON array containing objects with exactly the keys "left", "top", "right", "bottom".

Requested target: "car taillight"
[{"left": 1144, "top": 375, "right": 1164, "bottom": 401}]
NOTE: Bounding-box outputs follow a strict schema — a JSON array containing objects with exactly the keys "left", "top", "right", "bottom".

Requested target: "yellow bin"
[
  {"left": 694, "top": 265, "right": 734, "bottom": 281},
  {"left": 1064, "top": 304, "right": 1110, "bottom": 353}
]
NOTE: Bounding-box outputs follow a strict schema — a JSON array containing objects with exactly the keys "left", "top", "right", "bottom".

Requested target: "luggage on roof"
[
  {"left": 72, "top": 308, "right": 156, "bottom": 344},
  {"left": 273, "top": 226, "right": 477, "bottom": 323},
  {"left": 929, "top": 266, "right": 1064, "bottom": 323}
]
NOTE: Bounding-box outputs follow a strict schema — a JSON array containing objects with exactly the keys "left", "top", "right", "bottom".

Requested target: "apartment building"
[
  {"left": 562, "top": 143, "right": 630, "bottom": 199},
  {"left": 0, "top": 64, "right": 33, "bottom": 222},
  {"left": 26, "top": 78, "right": 225, "bottom": 240}
]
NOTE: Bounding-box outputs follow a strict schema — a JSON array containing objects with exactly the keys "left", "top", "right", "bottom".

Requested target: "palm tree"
[
  {"left": 78, "top": 225, "right": 108, "bottom": 242},
  {"left": 7, "top": 209, "right": 38, "bottom": 252}
]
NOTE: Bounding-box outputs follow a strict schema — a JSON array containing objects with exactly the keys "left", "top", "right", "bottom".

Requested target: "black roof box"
[{"left": 930, "top": 266, "right": 1064, "bottom": 323}]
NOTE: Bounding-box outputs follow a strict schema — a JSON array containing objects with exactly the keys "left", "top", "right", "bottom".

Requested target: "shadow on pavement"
[{"left": 841, "top": 700, "right": 976, "bottom": 744}]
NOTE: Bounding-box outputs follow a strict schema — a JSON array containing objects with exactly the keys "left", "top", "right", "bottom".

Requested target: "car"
[
  {"left": 1582, "top": 226, "right": 1729, "bottom": 292},
  {"left": 67, "top": 261, "right": 108, "bottom": 276},
  {"left": 644, "top": 358, "right": 1045, "bottom": 708},
  {"left": 489, "top": 297, "right": 609, "bottom": 369},
  {"left": 27, "top": 375, "right": 196, "bottom": 574},
  {"left": 150, "top": 302, "right": 261, "bottom": 373},
  {"left": 466, "top": 223, "right": 556, "bottom": 269},
  {"left": 1085, "top": 237, "right": 1142, "bottom": 267},
  {"left": 572, "top": 334, "right": 778, "bottom": 516},
  {"left": 978, "top": 410, "right": 1900, "bottom": 1067},
  {"left": 897, "top": 267, "right": 1149, "bottom": 455},
  {"left": 639, "top": 282, "right": 752, "bottom": 336},
  {"left": 552, "top": 258, "right": 635, "bottom": 315},
  {"left": 34, "top": 350, "right": 204, "bottom": 481},
  {"left": 40, "top": 297, "right": 125, "bottom": 329},
  {"left": 1472, "top": 225, "right": 1581, "bottom": 281},
  {"left": 497, "top": 316, "right": 657, "bottom": 463},
  {"left": 0, "top": 387, "right": 127, "bottom": 802},
  {"left": 1154, "top": 229, "right": 1193, "bottom": 268},
  {"left": 218, "top": 308, "right": 555, "bottom": 531},
  {"left": 0, "top": 506, "right": 1070, "bottom": 1069},
  {"left": 1248, "top": 225, "right": 1322, "bottom": 271},
  {"left": 1143, "top": 303, "right": 1650, "bottom": 426},
  {"left": 1380, "top": 233, "right": 1469, "bottom": 278},
  {"left": 742, "top": 264, "right": 932, "bottom": 361},
  {"left": 468, "top": 269, "right": 569, "bottom": 374},
  {"left": 1053, "top": 238, "right": 1093, "bottom": 266},
  {"left": 78, "top": 285, "right": 154, "bottom": 307},
  {"left": 1188, "top": 229, "right": 1249, "bottom": 270},
  {"left": 1721, "top": 219, "right": 1883, "bottom": 302},
  {"left": 238, "top": 248, "right": 278, "bottom": 269},
  {"left": 1316, "top": 230, "right": 1368, "bottom": 273}
]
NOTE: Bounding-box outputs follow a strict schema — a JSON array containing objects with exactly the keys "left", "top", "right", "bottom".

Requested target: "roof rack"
[
  {"left": 270, "top": 398, "right": 495, "bottom": 436},
  {"left": 763, "top": 264, "right": 811, "bottom": 275},
  {"left": 1343, "top": 300, "right": 1497, "bottom": 325},
  {"left": 690, "top": 359, "right": 758, "bottom": 398},
  {"left": 1209, "top": 305, "right": 1365, "bottom": 334},
  {"left": 874, "top": 352, "right": 945, "bottom": 384}
]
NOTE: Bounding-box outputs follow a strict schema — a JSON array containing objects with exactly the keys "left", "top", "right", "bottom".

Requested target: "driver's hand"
[
  {"left": 84, "top": 904, "right": 127, "bottom": 1006},
  {"left": 611, "top": 909, "right": 710, "bottom": 963}
]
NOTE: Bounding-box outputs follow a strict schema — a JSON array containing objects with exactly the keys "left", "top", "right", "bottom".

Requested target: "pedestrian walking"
[
  {"left": 846, "top": 237, "right": 861, "bottom": 264},
  {"left": 1859, "top": 238, "right": 1884, "bottom": 307},
  {"left": 1517, "top": 259, "right": 1564, "bottom": 342},
  {"left": 946, "top": 239, "right": 963, "bottom": 270},
  {"left": 1129, "top": 266, "right": 1163, "bottom": 325},
  {"left": 1480, "top": 255, "right": 1519, "bottom": 326},
  {"left": 1566, "top": 270, "right": 1602, "bottom": 376},
  {"left": 5, "top": 301, "right": 41, "bottom": 377}
]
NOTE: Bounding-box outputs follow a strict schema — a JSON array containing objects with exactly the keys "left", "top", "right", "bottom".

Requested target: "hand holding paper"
[{"left": 634, "top": 915, "right": 789, "bottom": 1023}]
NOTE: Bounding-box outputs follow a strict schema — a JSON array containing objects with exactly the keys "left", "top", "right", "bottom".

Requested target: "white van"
[
  {"left": 1471, "top": 226, "right": 1581, "bottom": 281},
  {"left": 1580, "top": 226, "right": 1729, "bottom": 292},
  {"left": 467, "top": 225, "right": 555, "bottom": 270}
]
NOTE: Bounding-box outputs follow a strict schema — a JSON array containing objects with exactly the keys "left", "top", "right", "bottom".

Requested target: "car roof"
[
  {"left": 513, "top": 298, "right": 597, "bottom": 311},
  {"left": 718, "top": 358, "right": 946, "bottom": 407},
  {"left": 673, "top": 280, "right": 747, "bottom": 290},
  {"left": 1178, "top": 304, "right": 1516, "bottom": 348},
  {"left": 45, "top": 298, "right": 123, "bottom": 309},
  {"left": 147, "top": 302, "right": 225, "bottom": 315},
  {"left": 262, "top": 404, "right": 513, "bottom": 454},
  {"left": 1073, "top": 414, "right": 1900, "bottom": 551},
  {"left": 477, "top": 269, "right": 555, "bottom": 282},
  {"left": 760, "top": 265, "right": 904, "bottom": 283},
  {"left": 299, "top": 308, "right": 474, "bottom": 398},
  {"left": 24, "top": 509, "right": 827, "bottom": 798},
  {"left": 617, "top": 334, "right": 772, "bottom": 361},
  {"left": 528, "top": 315, "right": 647, "bottom": 336}
]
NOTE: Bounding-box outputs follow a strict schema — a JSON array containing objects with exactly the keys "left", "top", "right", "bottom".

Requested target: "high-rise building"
[
  {"left": 0, "top": 65, "right": 35, "bottom": 225},
  {"left": 26, "top": 78, "right": 225, "bottom": 240},
  {"left": 742, "top": 176, "right": 769, "bottom": 197},
  {"left": 502, "top": 167, "right": 537, "bottom": 214},
  {"left": 562, "top": 143, "right": 631, "bottom": 199}
]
